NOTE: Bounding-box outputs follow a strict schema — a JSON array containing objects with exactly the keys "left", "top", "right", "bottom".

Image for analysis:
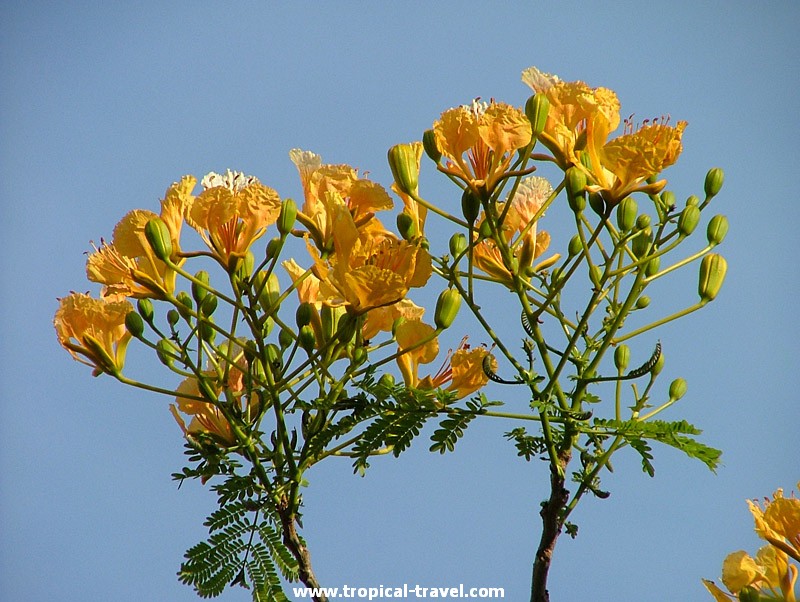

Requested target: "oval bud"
[
  {"left": 200, "top": 293, "right": 218, "bottom": 317},
  {"left": 616, "top": 197, "right": 638, "bottom": 232},
  {"left": 738, "top": 586, "right": 761, "bottom": 602},
  {"left": 677, "top": 205, "right": 701, "bottom": 236},
  {"left": 351, "top": 346, "right": 367, "bottom": 366},
  {"left": 461, "top": 189, "right": 481, "bottom": 224},
  {"left": 137, "top": 298, "right": 154, "bottom": 323},
  {"left": 631, "top": 228, "right": 652, "bottom": 259},
  {"left": 278, "top": 327, "right": 294, "bottom": 349},
  {"left": 144, "top": 218, "right": 173, "bottom": 261},
  {"left": 645, "top": 256, "right": 660, "bottom": 277},
  {"left": 698, "top": 253, "right": 727, "bottom": 302},
  {"left": 588, "top": 192, "right": 606, "bottom": 217},
  {"left": 635, "top": 214, "right": 651, "bottom": 230},
  {"left": 264, "top": 343, "right": 281, "bottom": 368},
  {"left": 478, "top": 219, "right": 493, "bottom": 239},
  {"left": 191, "top": 270, "right": 210, "bottom": 304},
  {"left": 660, "top": 190, "right": 676, "bottom": 210},
  {"left": 589, "top": 265, "right": 603, "bottom": 288},
  {"left": 396, "top": 212, "right": 417, "bottom": 241},
  {"left": 199, "top": 318, "right": 215, "bottom": 343},
  {"left": 567, "top": 235, "right": 583, "bottom": 257},
  {"left": 635, "top": 295, "right": 651, "bottom": 309},
  {"left": 449, "top": 233, "right": 468, "bottom": 258},
  {"left": 651, "top": 351, "right": 665, "bottom": 377},
  {"left": 336, "top": 312, "right": 358, "bottom": 344},
  {"left": 156, "top": 338, "right": 179, "bottom": 367},
  {"left": 235, "top": 251, "right": 255, "bottom": 281},
  {"left": 125, "top": 311, "right": 145, "bottom": 338},
  {"left": 566, "top": 167, "right": 587, "bottom": 213},
  {"left": 167, "top": 309, "right": 180, "bottom": 327},
  {"left": 378, "top": 373, "right": 395, "bottom": 389},
  {"left": 614, "top": 344, "right": 630, "bottom": 372},
  {"left": 704, "top": 167, "right": 724, "bottom": 198},
  {"left": 387, "top": 143, "right": 420, "bottom": 196},
  {"left": 434, "top": 288, "right": 462, "bottom": 330},
  {"left": 296, "top": 302, "right": 314, "bottom": 327},
  {"left": 265, "top": 237, "right": 282, "bottom": 260},
  {"left": 685, "top": 195, "right": 700, "bottom": 207},
  {"left": 525, "top": 93, "right": 550, "bottom": 136},
  {"left": 422, "top": 129, "right": 442, "bottom": 163},
  {"left": 706, "top": 214, "right": 729, "bottom": 245},
  {"left": 277, "top": 198, "right": 298, "bottom": 235},
  {"left": 298, "top": 325, "right": 316, "bottom": 354},
  {"left": 176, "top": 291, "right": 193, "bottom": 318},
  {"left": 668, "top": 378, "right": 688, "bottom": 401}
]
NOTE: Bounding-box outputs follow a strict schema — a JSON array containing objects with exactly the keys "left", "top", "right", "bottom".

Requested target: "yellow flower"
[
  {"left": 86, "top": 176, "right": 195, "bottom": 298},
  {"left": 433, "top": 100, "right": 531, "bottom": 195},
  {"left": 419, "top": 340, "right": 495, "bottom": 400},
  {"left": 750, "top": 488, "right": 800, "bottom": 561},
  {"left": 721, "top": 550, "right": 763, "bottom": 594},
  {"left": 362, "top": 299, "right": 425, "bottom": 341},
  {"left": 390, "top": 141, "right": 427, "bottom": 238},
  {"left": 290, "top": 149, "right": 393, "bottom": 252},
  {"left": 186, "top": 170, "right": 282, "bottom": 267},
  {"left": 54, "top": 292, "right": 133, "bottom": 376},
  {"left": 395, "top": 319, "right": 440, "bottom": 390}
]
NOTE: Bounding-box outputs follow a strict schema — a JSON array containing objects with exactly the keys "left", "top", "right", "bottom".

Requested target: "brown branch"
[{"left": 279, "top": 503, "right": 327, "bottom": 602}]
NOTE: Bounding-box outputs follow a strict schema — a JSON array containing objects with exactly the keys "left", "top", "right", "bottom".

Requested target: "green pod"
[
  {"left": 396, "top": 212, "right": 417, "bottom": 241},
  {"left": 434, "top": 288, "right": 462, "bottom": 330},
  {"left": 200, "top": 293, "right": 218, "bottom": 317},
  {"left": 125, "top": 311, "right": 145, "bottom": 339},
  {"left": 668, "top": 378, "right": 687, "bottom": 401},
  {"left": 525, "top": 93, "right": 550, "bottom": 136},
  {"left": 461, "top": 188, "right": 481, "bottom": 224},
  {"left": 614, "top": 344, "right": 630, "bottom": 372},
  {"left": 706, "top": 215, "right": 729, "bottom": 245},
  {"left": 698, "top": 253, "right": 727, "bottom": 302},
  {"left": 567, "top": 235, "right": 583, "bottom": 257},
  {"left": 677, "top": 205, "right": 701, "bottom": 236},
  {"left": 449, "top": 232, "right": 468, "bottom": 258},
  {"left": 191, "top": 270, "right": 210, "bottom": 304},
  {"left": 566, "top": 167, "right": 587, "bottom": 213},
  {"left": 704, "top": 167, "right": 724, "bottom": 198},
  {"left": 137, "top": 298, "right": 154, "bottom": 323},
  {"left": 616, "top": 197, "right": 638, "bottom": 232},
  {"left": 651, "top": 352, "right": 665, "bottom": 377},
  {"left": 387, "top": 143, "right": 420, "bottom": 196},
  {"left": 277, "top": 198, "right": 298, "bottom": 235},
  {"left": 144, "top": 217, "right": 173, "bottom": 261},
  {"left": 422, "top": 129, "right": 441, "bottom": 163}
]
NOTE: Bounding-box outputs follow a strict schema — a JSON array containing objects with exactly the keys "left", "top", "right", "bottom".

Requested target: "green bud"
[
  {"left": 144, "top": 217, "right": 173, "bottom": 262},
  {"left": 566, "top": 167, "right": 587, "bottom": 213},
  {"left": 176, "top": 291, "right": 193, "bottom": 319},
  {"left": 434, "top": 288, "right": 462, "bottom": 329},
  {"left": 525, "top": 93, "right": 550, "bottom": 136},
  {"left": 296, "top": 302, "right": 314, "bottom": 327},
  {"left": 422, "top": 129, "right": 441, "bottom": 163},
  {"left": 199, "top": 318, "right": 215, "bottom": 343},
  {"left": 125, "top": 311, "right": 145, "bottom": 338},
  {"left": 391, "top": 317, "right": 405, "bottom": 337},
  {"left": 645, "top": 256, "right": 660, "bottom": 277},
  {"left": 660, "top": 190, "right": 676, "bottom": 210},
  {"left": 298, "top": 325, "right": 316, "bottom": 354},
  {"left": 191, "top": 270, "right": 210, "bottom": 304},
  {"left": 277, "top": 198, "right": 298, "bottom": 235},
  {"left": 265, "top": 237, "right": 282, "bottom": 260},
  {"left": 588, "top": 192, "right": 606, "bottom": 217},
  {"left": 396, "top": 212, "right": 417, "bottom": 241},
  {"left": 264, "top": 343, "right": 281, "bottom": 369},
  {"left": 614, "top": 344, "right": 630, "bottom": 372},
  {"left": 351, "top": 346, "right": 367, "bottom": 366},
  {"left": 738, "top": 586, "right": 761, "bottom": 602},
  {"left": 685, "top": 195, "right": 700, "bottom": 207},
  {"left": 387, "top": 143, "right": 420, "bottom": 196},
  {"left": 449, "top": 233, "right": 468, "bottom": 258},
  {"left": 631, "top": 228, "right": 652, "bottom": 259},
  {"left": 706, "top": 214, "right": 729, "bottom": 245},
  {"left": 635, "top": 295, "right": 651, "bottom": 309},
  {"left": 635, "top": 214, "right": 651, "bottom": 230},
  {"left": 616, "top": 197, "right": 638, "bottom": 232},
  {"left": 378, "top": 373, "right": 395, "bottom": 389},
  {"left": 156, "top": 338, "right": 179, "bottom": 367},
  {"left": 651, "top": 351, "right": 665, "bottom": 377},
  {"left": 589, "top": 265, "right": 603, "bottom": 288},
  {"left": 336, "top": 312, "right": 358, "bottom": 344},
  {"left": 668, "top": 378, "right": 687, "bottom": 401},
  {"left": 677, "top": 204, "right": 701, "bottom": 236},
  {"left": 478, "top": 219, "right": 493, "bottom": 239},
  {"left": 199, "top": 293, "right": 218, "bottom": 317},
  {"left": 461, "top": 188, "right": 481, "bottom": 224},
  {"left": 567, "top": 235, "right": 583, "bottom": 257},
  {"left": 698, "top": 253, "right": 727, "bottom": 302},
  {"left": 167, "top": 309, "right": 180, "bottom": 327},
  {"left": 234, "top": 251, "right": 255, "bottom": 280},
  {"left": 278, "top": 327, "right": 294, "bottom": 349},
  {"left": 137, "top": 298, "right": 154, "bottom": 323},
  {"left": 704, "top": 167, "right": 724, "bottom": 198}
]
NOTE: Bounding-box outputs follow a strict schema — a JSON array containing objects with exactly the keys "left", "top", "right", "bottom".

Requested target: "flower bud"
[
  {"left": 706, "top": 214, "right": 729, "bottom": 245},
  {"left": 449, "top": 233, "right": 468, "bottom": 258},
  {"left": 199, "top": 318, "right": 215, "bottom": 343},
  {"left": 635, "top": 295, "right": 651, "bottom": 309},
  {"left": 336, "top": 312, "right": 358, "bottom": 344},
  {"left": 698, "top": 253, "right": 727, "bottom": 303},
  {"left": 296, "top": 302, "right": 314, "bottom": 327},
  {"left": 651, "top": 351, "right": 665, "bottom": 377},
  {"left": 167, "top": 309, "right": 180, "bottom": 327},
  {"left": 738, "top": 586, "right": 761, "bottom": 602},
  {"left": 434, "top": 288, "right": 462, "bottom": 330},
  {"left": 264, "top": 343, "right": 281, "bottom": 369},
  {"left": 704, "top": 167, "right": 724, "bottom": 199},
  {"left": 200, "top": 293, "right": 218, "bottom": 317},
  {"left": 125, "top": 311, "right": 145, "bottom": 338},
  {"left": 265, "top": 237, "right": 282, "bottom": 261},
  {"left": 645, "top": 256, "right": 660, "bottom": 277},
  {"left": 351, "top": 345, "right": 367, "bottom": 366},
  {"left": 396, "top": 212, "right": 417, "bottom": 241},
  {"left": 422, "top": 129, "right": 441, "bottom": 163},
  {"left": 378, "top": 373, "right": 395, "bottom": 389},
  {"left": 668, "top": 378, "right": 687, "bottom": 401},
  {"left": 175, "top": 291, "right": 193, "bottom": 320},
  {"left": 566, "top": 167, "right": 587, "bottom": 213},
  {"left": 137, "top": 298, "right": 154, "bottom": 323},
  {"left": 614, "top": 344, "right": 630, "bottom": 371},
  {"left": 144, "top": 218, "right": 173, "bottom": 262},
  {"left": 631, "top": 228, "right": 652, "bottom": 259},
  {"left": 461, "top": 189, "right": 481, "bottom": 224},
  {"left": 254, "top": 271, "right": 281, "bottom": 314},
  {"left": 234, "top": 251, "right": 255, "bottom": 280},
  {"left": 298, "top": 325, "right": 316, "bottom": 354},
  {"left": 277, "top": 198, "right": 298, "bottom": 236},
  {"left": 685, "top": 195, "right": 700, "bottom": 207},
  {"left": 589, "top": 265, "right": 603, "bottom": 288},
  {"left": 677, "top": 205, "right": 701, "bottom": 236},
  {"left": 635, "top": 214, "right": 651, "bottom": 230},
  {"left": 191, "top": 270, "right": 210, "bottom": 304},
  {"left": 525, "top": 93, "right": 550, "bottom": 136},
  {"left": 616, "top": 197, "right": 638, "bottom": 232},
  {"left": 588, "top": 192, "right": 606, "bottom": 217},
  {"left": 388, "top": 143, "right": 420, "bottom": 196},
  {"left": 660, "top": 190, "right": 676, "bottom": 210},
  {"left": 156, "top": 338, "right": 179, "bottom": 367},
  {"left": 567, "top": 235, "right": 583, "bottom": 257},
  {"left": 478, "top": 219, "right": 493, "bottom": 239},
  {"left": 278, "top": 327, "right": 294, "bottom": 349}
]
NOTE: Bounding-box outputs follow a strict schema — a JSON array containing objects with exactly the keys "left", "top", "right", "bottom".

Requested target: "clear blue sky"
[{"left": 1, "top": 2, "right": 798, "bottom": 601}]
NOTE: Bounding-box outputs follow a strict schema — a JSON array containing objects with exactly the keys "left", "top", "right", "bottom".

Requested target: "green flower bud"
[
  {"left": 156, "top": 338, "right": 179, "bottom": 367},
  {"left": 660, "top": 190, "right": 676, "bottom": 210},
  {"left": 461, "top": 189, "right": 481, "bottom": 224},
  {"left": 378, "top": 373, "right": 395, "bottom": 389},
  {"left": 125, "top": 311, "right": 145, "bottom": 338},
  {"left": 651, "top": 351, "right": 665, "bottom": 377},
  {"left": 685, "top": 195, "right": 700, "bottom": 207},
  {"left": 698, "top": 253, "right": 727, "bottom": 303},
  {"left": 176, "top": 291, "right": 193, "bottom": 320},
  {"left": 167, "top": 309, "right": 180, "bottom": 327},
  {"left": 191, "top": 270, "right": 210, "bottom": 304},
  {"left": 588, "top": 192, "right": 606, "bottom": 217},
  {"left": 298, "top": 325, "right": 316, "bottom": 354},
  {"left": 277, "top": 198, "right": 298, "bottom": 236},
  {"left": 631, "top": 228, "right": 652, "bottom": 259},
  {"left": 144, "top": 217, "right": 173, "bottom": 262},
  {"left": 200, "top": 293, "right": 218, "bottom": 317},
  {"left": 422, "top": 129, "right": 441, "bottom": 163},
  {"left": 645, "top": 256, "right": 660, "bottom": 277},
  {"left": 706, "top": 214, "right": 729, "bottom": 245},
  {"left": 614, "top": 344, "right": 630, "bottom": 372},
  {"left": 616, "top": 197, "right": 638, "bottom": 232},
  {"left": 589, "top": 265, "right": 603, "bottom": 288},
  {"left": 265, "top": 237, "right": 282, "bottom": 260},
  {"left": 391, "top": 316, "right": 405, "bottom": 337},
  {"left": 296, "top": 302, "right": 314, "bottom": 327},
  {"left": 635, "top": 295, "right": 651, "bottom": 309},
  {"left": 387, "top": 143, "right": 420, "bottom": 196},
  {"left": 234, "top": 251, "right": 255, "bottom": 281},
  {"left": 677, "top": 205, "right": 701, "bottom": 236},
  {"left": 668, "top": 378, "right": 687, "bottom": 401},
  {"left": 278, "top": 327, "right": 294, "bottom": 349},
  {"left": 738, "top": 586, "right": 761, "bottom": 602},
  {"left": 199, "top": 318, "right": 215, "bottom": 343},
  {"left": 264, "top": 343, "right": 281, "bottom": 369},
  {"left": 568, "top": 235, "right": 583, "bottom": 257},
  {"left": 525, "top": 93, "right": 550, "bottom": 136},
  {"left": 351, "top": 345, "right": 367, "bottom": 366},
  {"left": 635, "top": 214, "right": 651, "bottom": 230},
  {"left": 434, "top": 288, "right": 462, "bottom": 329},
  {"left": 396, "top": 212, "right": 417, "bottom": 241},
  {"left": 566, "top": 167, "right": 587, "bottom": 213},
  {"left": 137, "top": 298, "right": 154, "bottom": 323},
  {"left": 704, "top": 167, "right": 724, "bottom": 199},
  {"left": 336, "top": 312, "right": 358, "bottom": 344},
  {"left": 478, "top": 219, "right": 493, "bottom": 239},
  {"left": 449, "top": 233, "right": 468, "bottom": 258}
]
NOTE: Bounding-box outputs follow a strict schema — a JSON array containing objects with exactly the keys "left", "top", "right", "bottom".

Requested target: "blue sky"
[{"left": 1, "top": 2, "right": 798, "bottom": 601}]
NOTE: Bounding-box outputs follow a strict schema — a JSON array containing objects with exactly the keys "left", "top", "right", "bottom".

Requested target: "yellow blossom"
[
  {"left": 86, "top": 176, "right": 195, "bottom": 298},
  {"left": 751, "top": 488, "right": 800, "bottom": 562},
  {"left": 390, "top": 141, "right": 427, "bottom": 238},
  {"left": 721, "top": 550, "right": 762, "bottom": 594},
  {"left": 186, "top": 170, "right": 282, "bottom": 267},
  {"left": 395, "top": 319, "right": 440, "bottom": 390},
  {"left": 433, "top": 100, "right": 531, "bottom": 195},
  {"left": 419, "top": 340, "right": 495, "bottom": 400},
  {"left": 362, "top": 299, "right": 425, "bottom": 341},
  {"left": 54, "top": 292, "right": 133, "bottom": 376}
]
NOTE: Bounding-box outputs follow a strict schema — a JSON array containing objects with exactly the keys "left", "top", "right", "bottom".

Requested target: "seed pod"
[
  {"left": 698, "top": 253, "right": 727, "bottom": 302},
  {"left": 704, "top": 167, "right": 724, "bottom": 198},
  {"left": 566, "top": 167, "right": 587, "bottom": 213},
  {"left": 277, "top": 198, "right": 298, "bottom": 235},
  {"left": 677, "top": 204, "right": 701, "bottom": 236},
  {"left": 669, "top": 378, "right": 687, "bottom": 401},
  {"left": 706, "top": 214, "right": 729, "bottom": 245},
  {"left": 434, "top": 288, "right": 462, "bottom": 330},
  {"left": 616, "top": 197, "right": 638, "bottom": 231},
  {"left": 396, "top": 212, "right": 417, "bottom": 241},
  {"left": 422, "top": 129, "right": 441, "bottom": 163},
  {"left": 449, "top": 233, "right": 468, "bottom": 258},
  {"left": 461, "top": 188, "right": 481, "bottom": 224},
  {"left": 387, "top": 143, "right": 420, "bottom": 196},
  {"left": 144, "top": 218, "right": 173, "bottom": 261},
  {"left": 614, "top": 344, "right": 630, "bottom": 372},
  {"left": 525, "top": 93, "right": 550, "bottom": 136},
  {"left": 125, "top": 311, "right": 145, "bottom": 338}
]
